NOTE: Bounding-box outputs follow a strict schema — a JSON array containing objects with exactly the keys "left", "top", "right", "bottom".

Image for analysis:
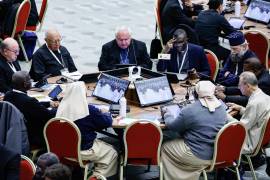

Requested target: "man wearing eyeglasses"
[
  {"left": 30, "top": 29, "right": 77, "bottom": 81},
  {"left": 0, "top": 37, "right": 21, "bottom": 93}
]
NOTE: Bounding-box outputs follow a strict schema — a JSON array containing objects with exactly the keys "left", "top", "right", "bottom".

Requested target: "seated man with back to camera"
[
  {"left": 215, "top": 57, "right": 270, "bottom": 107},
  {"left": 30, "top": 29, "right": 78, "bottom": 81},
  {"left": 195, "top": 0, "right": 235, "bottom": 62},
  {"left": 157, "top": 29, "right": 210, "bottom": 78},
  {"left": 161, "top": 81, "right": 227, "bottom": 180},
  {"left": 218, "top": 31, "right": 257, "bottom": 86},
  {"left": 98, "top": 26, "right": 152, "bottom": 71},
  {"left": 4, "top": 71, "right": 58, "bottom": 148},
  {"left": 56, "top": 81, "right": 118, "bottom": 179},
  {"left": 0, "top": 37, "right": 21, "bottom": 93}
]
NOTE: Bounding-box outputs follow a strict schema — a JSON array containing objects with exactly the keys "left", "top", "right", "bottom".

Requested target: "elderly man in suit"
[
  {"left": 157, "top": 28, "right": 210, "bottom": 78},
  {"left": 30, "top": 29, "right": 78, "bottom": 81},
  {"left": 98, "top": 26, "right": 152, "bottom": 71},
  {"left": 0, "top": 37, "right": 21, "bottom": 93}
]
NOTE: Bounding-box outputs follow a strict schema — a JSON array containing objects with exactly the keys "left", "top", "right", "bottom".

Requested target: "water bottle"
[
  {"left": 235, "top": 0, "right": 241, "bottom": 17},
  {"left": 119, "top": 96, "right": 127, "bottom": 118}
]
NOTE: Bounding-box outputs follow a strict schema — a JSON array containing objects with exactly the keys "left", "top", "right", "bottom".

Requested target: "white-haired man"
[
  {"left": 227, "top": 71, "right": 270, "bottom": 154},
  {"left": 98, "top": 26, "right": 152, "bottom": 71},
  {"left": 0, "top": 37, "right": 21, "bottom": 92},
  {"left": 30, "top": 29, "right": 77, "bottom": 81}
]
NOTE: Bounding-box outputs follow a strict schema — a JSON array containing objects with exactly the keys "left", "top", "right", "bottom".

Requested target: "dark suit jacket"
[
  {"left": 224, "top": 69, "right": 270, "bottom": 106},
  {"left": 157, "top": 43, "right": 210, "bottom": 76},
  {"left": 161, "top": 0, "right": 195, "bottom": 44},
  {"left": 195, "top": 9, "right": 235, "bottom": 47},
  {"left": 0, "top": 144, "right": 20, "bottom": 180},
  {"left": 0, "top": 54, "right": 21, "bottom": 92},
  {"left": 98, "top": 39, "right": 152, "bottom": 71},
  {"left": 4, "top": 91, "right": 56, "bottom": 147},
  {"left": 30, "top": 44, "right": 77, "bottom": 81}
]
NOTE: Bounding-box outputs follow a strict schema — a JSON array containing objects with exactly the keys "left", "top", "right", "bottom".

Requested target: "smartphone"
[{"left": 48, "top": 85, "right": 62, "bottom": 100}]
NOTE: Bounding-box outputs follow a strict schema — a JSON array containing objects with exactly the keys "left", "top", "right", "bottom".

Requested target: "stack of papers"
[
  {"left": 28, "top": 93, "right": 51, "bottom": 102},
  {"left": 62, "top": 71, "right": 83, "bottom": 81}
]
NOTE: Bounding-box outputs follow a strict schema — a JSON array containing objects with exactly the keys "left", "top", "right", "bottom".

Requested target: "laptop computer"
[
  {"left": 244, "top": 0, "right": 270, "bottom": 24},
  {"left": 228, "top": 17, "right": 246, "bottom": 30}
]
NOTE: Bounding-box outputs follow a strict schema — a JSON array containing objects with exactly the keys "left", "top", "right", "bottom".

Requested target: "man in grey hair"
[
  {"left": 227, "top": 71, "right": 270, "bottom": 154},
  {"left": 98, "top": 26, "right": 152, "bottom": 71},
  {"left": 30, "top": 28, "right": 77, "bottom": 81}
]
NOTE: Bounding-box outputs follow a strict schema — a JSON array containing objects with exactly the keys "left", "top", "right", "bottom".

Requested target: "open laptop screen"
[
  {"left": 92, "top": 73, "right": 130, "bottom": 103},
  {"left": 134, "top": 76, "right": 173, "bottom": 106},
  {"left": 244, "top": 0, "right": 270, "bottom": 24}
]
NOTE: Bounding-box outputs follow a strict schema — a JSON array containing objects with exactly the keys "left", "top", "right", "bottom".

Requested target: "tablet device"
[
  {"left": 134, "top": 76, "right": 173, "bottom": 106},
  {"left": 48, "top": 85, "right": 62, "bottom": 100},
  {"left": 228, "top": 17, "right": 246, "bottom": 29},
  {"left": 160, "top": 103, "right": 183, "bottom": 120},
  {"left": 244, "top": 0, "right": 270, "bottom": 24},
  {"left": 92, "top": 73, "right": 130, "bottom": 103}
]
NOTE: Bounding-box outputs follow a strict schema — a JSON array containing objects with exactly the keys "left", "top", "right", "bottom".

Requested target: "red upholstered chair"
[
  {"left": 202, "top": 121, "right": 247, "bottom": 180},
  {"left": 20, "top": 155, "right": 36, "bottom": 180},
  {"left": 205, "top": 49, "right": 219, "bottom": 81},
  {"left": 88, "top": 174, "right": 107, "bottom": 180},
  {"left": 44, "top": 117, "right": 90, "bottom": 180},
  {"left": 244, "top": 30, "right": 269, "bottom": 69},
  {"left": 25, "top": 0, "right": 49, "bottom": 46},
  {"left": 244, "top": 118, "right": 270, "bottom": 180},
  {"left": 155, "top": 0, "right": 165, "bottom": 48},
  {"left": 120, "top": 120, "right": 163, "bottom": 180},
  {"left": 2, "top": 0, "right": 31, "bottom": 62}
]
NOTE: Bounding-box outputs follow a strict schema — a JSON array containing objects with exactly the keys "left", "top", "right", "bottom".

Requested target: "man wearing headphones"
[{"left": 98, "top": 26, "right": 152, "bottom": 71}]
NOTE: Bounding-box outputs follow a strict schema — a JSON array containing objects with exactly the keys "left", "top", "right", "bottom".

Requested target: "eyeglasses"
[
  {"left": 47, "top": 38, "right": 62, "bottom": 45},
  {"left": 7, "top": 48, "right": 19, "bottom": 55}
]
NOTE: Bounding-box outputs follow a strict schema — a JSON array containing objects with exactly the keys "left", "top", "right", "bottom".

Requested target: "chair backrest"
[
  {"left": 37, "top": 0, "right": 49, "bottom": 31},
  {"left": 205, "top": 49, "right": 219, "bottom": 81},
  {"left": 123, "top": 120, "right": 163, "bottom": 166},
  {"left": 20, "top": 155, "right": 36, "bottom": 180},
  {"left": 43, "top": 117, "right": 84, "bottom": 167},
  {"left": 250, "top": 118, "right": 270, "bottom": 156},
  {"left": 154, "top": 0, "right": 165, "bottom": 48},
  {"left": 208, "top": 121, "right": 246, "bottom": 171},
  {"left": 244, "top": 30, "right": 269, "bottom": 69},
  {"left": 11, "top": 0, "right": 31, "bottom": 37}
]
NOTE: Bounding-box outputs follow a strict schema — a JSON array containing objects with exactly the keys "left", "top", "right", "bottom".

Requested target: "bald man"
[
  {"left": 98, "top": 26, "right": 152, "bottom": 71},
  {"left": 0, "top": 38, "right": 21, "bottom": 93},
  {"left": 30, "top": 29, "right": 77, "bottom": 81}
]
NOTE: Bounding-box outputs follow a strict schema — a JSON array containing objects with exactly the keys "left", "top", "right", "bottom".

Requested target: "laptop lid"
[
  {"left": 134, "top": 76, "right": 173, "bottom": 107},
  {"left": 92, "top": 73, "right": 130, "bottom": 103},
  {"left": 228, "top": 17, "right": 246, "bottom": 29},
  {"left": 244, "top": 0, "right": 270, "bottom": 24}
]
